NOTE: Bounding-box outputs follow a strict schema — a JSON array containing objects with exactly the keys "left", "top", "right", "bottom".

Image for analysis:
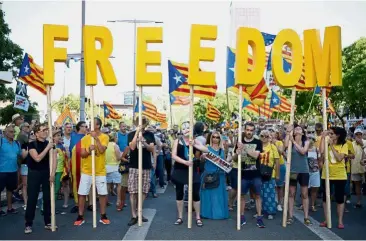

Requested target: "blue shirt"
[
  {"left": 0, "top": 138, "right": 21, "bottom": 172},
  {"left": 117, "top": 132, "right": 128, "bottom": 152}
]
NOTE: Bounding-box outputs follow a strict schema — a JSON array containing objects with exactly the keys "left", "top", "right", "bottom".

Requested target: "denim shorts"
[
  {"left": 106, "top": 171, "right": 121, "bottom": 184},
  {"left": 275, "top": 164, "right": 286, "bottom": 187},
  {"left": 20, "top": 164, "right": 28, "bottom": 176},
  {"left": 242, "top": 177, "right": 262, "bottom": 195}
]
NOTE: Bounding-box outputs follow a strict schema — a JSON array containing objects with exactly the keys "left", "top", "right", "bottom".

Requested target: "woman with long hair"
[
  {"left": 171, "top": 121, "right": 205, "bottom": 227},
  {"left": 319, "top": 126, "right": 348, "bottom": 229},
  {"left": 259, "top": 130, "right": 280, "bottom": 220},
  {"left": 284, "top": 124, "right": 312, "bottom": 226},
  {"left": 199, "top": 131, "right": 229, "bottom": 220}
]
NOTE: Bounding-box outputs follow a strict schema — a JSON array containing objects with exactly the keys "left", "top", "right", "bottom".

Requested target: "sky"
[{"left": 2, "top": 0, "right": 366, "bottom": 116}]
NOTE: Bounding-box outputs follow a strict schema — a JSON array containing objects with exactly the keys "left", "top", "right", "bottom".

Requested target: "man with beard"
[
  {"left": 257, "top": 118, "right": 266, "bottom": 136},
  {"left": 233, "top": 122, "right": 265, "bottom": 228},
  {"left": 127, "top": 117, "right": 155, "bottom": 226}
]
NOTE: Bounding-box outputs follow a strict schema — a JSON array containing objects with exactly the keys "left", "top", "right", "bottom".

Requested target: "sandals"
[
  {"left": 174, "top": 218, "right": 183, "bottom": 225},
  {"left": 311, "top": 206, "right": 317, "bottom": 212},
  {"left": 116, "top": 203, "right": 124, "bottom": 212},
  {"left": 196, "top": 219, "right": 203, "bottom": 227},
  {"left": 286, "top": 217, "right": 294, "bottom": 225}
]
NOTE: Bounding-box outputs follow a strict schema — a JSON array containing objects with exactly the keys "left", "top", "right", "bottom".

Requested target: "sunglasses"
[
  {"left": 260, "top": 135, "right": 269, "bottom": 138},
  {"left": 212, "top": 136, "right": 220, "bottom": 139}
]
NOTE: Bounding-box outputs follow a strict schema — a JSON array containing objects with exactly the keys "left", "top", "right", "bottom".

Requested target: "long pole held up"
[
  {"left": 187, "top": 86, "right": 194, "bottom": 229},
  {"left": 90, "top": 87, "right": 97, "bottom": 228},
  {"left": 46, "top": 86, "right": 56, "bottom": 232},
  {"left": 322, "top": 88, "right": 332, "bottom": 228},
  {"left": 138, "top": 87, "right": 143, "bottom": 226},
  {"left": 237, "top": 85, "right": 243, "bottom": 231},
  {"left": 282, "top": 87, "right": 296, "bottom": 227}
]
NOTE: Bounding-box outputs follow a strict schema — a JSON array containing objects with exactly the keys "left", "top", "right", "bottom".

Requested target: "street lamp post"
[{"left": 107, "top": 19, "right": 163, "bottom": 121}]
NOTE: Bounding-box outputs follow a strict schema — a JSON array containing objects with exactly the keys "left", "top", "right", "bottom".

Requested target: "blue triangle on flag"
[
  {"left": 168, "top": 60, "right": 186, "bottom": 93},
  {"left": 242, "top": 98, "right": 251, "bottom": 108},
  {"left": 270, "top": 91, "right": 281, "bottom": 109}
]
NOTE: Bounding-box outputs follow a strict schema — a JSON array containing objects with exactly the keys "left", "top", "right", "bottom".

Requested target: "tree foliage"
[{"left": 0, "top": 9, "right": 39, "bottom": 125}]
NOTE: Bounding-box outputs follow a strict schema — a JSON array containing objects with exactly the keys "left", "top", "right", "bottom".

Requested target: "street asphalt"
[{"left": 1, "top": 184, "right": 366, "bottom": 240}]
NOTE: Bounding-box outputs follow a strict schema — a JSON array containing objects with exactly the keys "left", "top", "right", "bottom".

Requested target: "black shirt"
[
  {"left": 21, "top": 143, "right": 29, "bottom": 165},
  {"left": 27, "top": 140, "right": 50, "bottom": 171},
  {"left": 235, "top": 137, "right": 263, "bottom": 179},
  {"left": 128, "top": 130, "right": 155, "bottom": 170}
]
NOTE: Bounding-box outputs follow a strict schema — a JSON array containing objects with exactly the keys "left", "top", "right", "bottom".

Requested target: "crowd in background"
[{"left": 1, "top": 113, "right": 366, "bottom": 234}]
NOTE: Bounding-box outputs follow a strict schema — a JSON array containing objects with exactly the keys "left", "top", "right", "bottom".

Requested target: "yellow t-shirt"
[
  {"left": 321, "top": 144, "right": 348, "bottom": 180},
  {"left": 262, "top": 143, "right": 280, "bottom": 179},
  {"left": 315, "top": 135, "right": 322, "bottom": 149},
  {"left": 275, "top": 140, "right": 285, "bottom": 165},
  {"left": 346, "top": 140, "right": 355, "bottom": 174},
  {"left": 81, "top": 133, "right": 109, "bottom": 176}
]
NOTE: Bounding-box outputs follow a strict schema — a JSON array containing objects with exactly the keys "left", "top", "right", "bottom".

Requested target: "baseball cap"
[{"left": 354, "top": 128, "right": 363, "bottom": 134}]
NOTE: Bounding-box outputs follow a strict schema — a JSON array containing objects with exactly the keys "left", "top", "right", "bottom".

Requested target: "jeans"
[
  {"left": 25, "top": 169, "right": 51, "bottom": 227},
  {"left": 150, "top": 169, "right": 156, "bottom": 195},
  {"left": 156, "top": 155, "right": 165, "bottom": 187}
]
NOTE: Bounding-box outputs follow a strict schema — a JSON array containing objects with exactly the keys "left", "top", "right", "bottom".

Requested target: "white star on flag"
[
  {"left": 273, "top": 98, "right": 278, "bottom": 103},
  {"left": 24, "top": 65, "right": 29, "bottom": 74},
  {"left": 173, "top": 74, "right": 183, "bottom": 84},
  {"left": 229, "top": 67, "right": 235, "bottom": 73}
]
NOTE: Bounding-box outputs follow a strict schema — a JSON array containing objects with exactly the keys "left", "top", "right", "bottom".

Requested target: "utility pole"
[
  {"left": 79, "top": 0, "right": 86, "bottom": 121},
  {"left": 107, "top": 19, "right": 163, "bottom": 121}
]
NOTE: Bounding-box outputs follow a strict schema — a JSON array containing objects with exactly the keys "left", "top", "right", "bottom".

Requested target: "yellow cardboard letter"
[
  {"left": 136, "top": 27, "right": 163, "bottom": 86},
  {"left": 304, "top": 26, "right": 342, "bottom": 87},
  {"left": 43, "top": 24, "right": 68, "bottom": 86},
  {"left": 272, "top": 29, "right": 303, "bottom": 87},
  {"left": 235, "top": 27, "right": 266, "bottom": 86},
  {"left": 83, "top": 25, "right": 117, "bottom": 86},
  {"left": 188, "top": 24, "right": 217, "bottom": 86}
]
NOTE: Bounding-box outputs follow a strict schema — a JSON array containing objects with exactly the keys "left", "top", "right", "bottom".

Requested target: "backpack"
[{"left": 0, "top": 137, "right": 21, "bottom": 150}]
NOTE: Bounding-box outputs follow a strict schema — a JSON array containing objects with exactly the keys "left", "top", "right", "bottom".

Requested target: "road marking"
[
  {"left": 156, "top": 183, "right": 168, "bottom": 194},
  {"left": 122, "top": 208, "right": 156, "bottom": 240},
  {"left": 293, "top": 209, "right": 343, "bottom": 240}
]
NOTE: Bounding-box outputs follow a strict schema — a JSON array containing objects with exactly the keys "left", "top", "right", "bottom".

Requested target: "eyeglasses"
[
  {"left": 212, "top": 136, "right": 220, "bottom": 139},
  {"left": 30, "top": 132, "right": 35, "bottom": 135},
  {"left": 80, "top": 125, "right": 87, "bottom": 128},
  {"left": 260, "top": 135, "right": 269, "bottom": 138}
]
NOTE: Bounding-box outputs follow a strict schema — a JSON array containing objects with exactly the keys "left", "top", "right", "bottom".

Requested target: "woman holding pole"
[{"left": 319, "top": 126, "right": 348, "bottom": 229}]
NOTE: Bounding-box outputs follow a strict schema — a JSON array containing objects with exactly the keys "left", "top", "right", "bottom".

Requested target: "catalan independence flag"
[
  {"left": 169, "top": 94, "right": 190, "bottom": 105},
  {"left": 18, "top": 53, "right": 46, "bottom": 95},
  {"left": 103, "top": 102, "right": 121, "bottom": 119},
  {"left": 243, "top": 98, "right": 274, "bottom": 118},
  {"left": 55, "top": 106, "right": 76, "bottom": 126},
  {"left": 168, "top": 60, "right": 217, "bottom": 99},
  {"left": 156, "top": 112, "right": 166, "bottom": 123},
  {"left": 206, "top": 103, "right": 221, "bottom": 122},
  {"left": 272, "top": 92, "right": 292, "bottom": 113},
  {"left": 226, "top": 47, "right": 269, "bottom": 106},
  {"left": 134, "top": 99, "right": 158, "bottom": 121}
]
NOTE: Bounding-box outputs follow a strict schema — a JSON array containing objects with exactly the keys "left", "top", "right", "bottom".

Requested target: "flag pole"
[
  {"left": 237, "top": 85, "right": 242, "bottom": 231},
  {"left": 138, "top": 86, "right": 143, "bottom": 226},
  {"left": 322, "top": 88, "right": 332, "bottom": 228},
  {"left": 170, "top": 103, "right": 173, "bottom": 128},
  {"left": 282, "top": 87, "right": 296, "bottom": 227},
  {"left": 306, "top": 87, "right": 317, "bottom": 117},
  {"left": 187, "top": 86, "right": 194, "bottom": 229},
  {"left": 90, "top": 86, "right": 97, "bottom": 228},
  {"left": 46, "top": 85, "right": 56, "bottom": 232}
]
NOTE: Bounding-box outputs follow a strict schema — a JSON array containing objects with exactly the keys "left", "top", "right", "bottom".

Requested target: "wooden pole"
[
  {"left": 90, "top": 87, "right": 97, "bottom": 228},
  {"left": 138, "top": 87, "right": 143, "bottom": 226},
  {"left": 282, "top": 87, "right": 296, "bottom": 227},
  {"left": 46, "top": 86, "right": 56, "bottom": 232},
  {"left": 237, "top": 85, "right": 243, "bottom": 231},
  {"left": 170, "top": 103, "right": 173, "bottom": 128},
  {"left": 188, "top": 86, "right": 194, "bottom": 229},
  {"left": 322, "top": 88, "right": 332, "bottom": 228}
]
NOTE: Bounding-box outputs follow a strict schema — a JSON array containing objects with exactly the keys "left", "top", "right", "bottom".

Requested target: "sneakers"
[
  {"left": 24, "top": 226, "right": 32, "bottom": 234},
  {"left": 256, "top": 216, "right": 265, "bottom": 228},
  {"left": 74, "top": 216, "right": 85, "bottom": 226},
  {"left": 23, "top": 205, "right": 27, "bottom": 211},
  {"left": 346, "top": 200, "right": 351, "bottom": 204},
  {"left": 99, "top": 214, "right": 111, "bottom": 225},
  {"left": 141, "top": 216, "right": 148, "bottom": 222},
  {"left": 7, "top": 208, "right": 18, "bottom": 214},
  {"left": 267, "top": 215, "right": 274, "bottom": 220},
  {"left": 44, "top": 224, "right": 58, "bottom": 230},
  {"left": 240, "top": 215, "right": 247, "bottom": 226},
  {"left": 277, "top": 205, "right": 283, "bottom": 212}
]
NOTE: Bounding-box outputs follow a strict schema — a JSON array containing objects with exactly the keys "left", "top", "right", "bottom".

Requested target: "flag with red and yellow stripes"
[
  {"left": 156, "top": 112, "right": 167, "bottom": 123},
  {"left": 103, "top": 102, "right": 122, "bottom": 119},
  {"left": 273, "top": 92, "right": 291, "bottom": 113},
  {"left": 55, "top": 106, "right": 76, "bottom": 126},
  {"left": 169, "top": 60, "right": 217, "bottom": 99},
  {"left": 18, "top": 53, "right": 46, "bottom": 95},
  {"left": 206, "top": 103, "right": 221, "bottom": 122}
]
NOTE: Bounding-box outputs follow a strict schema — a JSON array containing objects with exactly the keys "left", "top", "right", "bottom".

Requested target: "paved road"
[{"left": 1, "top": 184, "right": 366, "bottom": 240}]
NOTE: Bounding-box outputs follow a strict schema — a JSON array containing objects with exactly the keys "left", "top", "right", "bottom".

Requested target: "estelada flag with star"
[
  {"left": 168, "top": 60, "right": 217, "bottom": 99},
  {"left": 18, "top": 53, "right": 47, "bottom": 95}
]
